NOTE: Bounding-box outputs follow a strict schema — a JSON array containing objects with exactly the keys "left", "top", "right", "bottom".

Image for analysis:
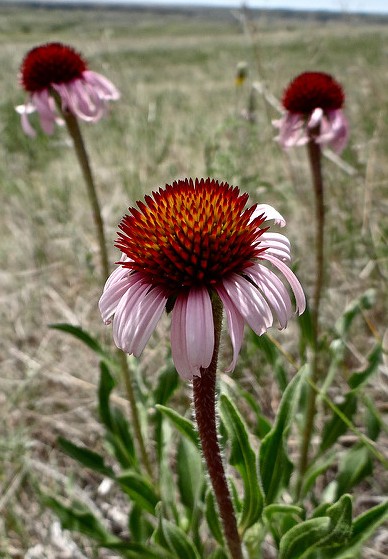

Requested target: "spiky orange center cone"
[
  {"left": 20, "top": 42, "right": 87, "bottom": 93},
  {"left": 282, "top": 71, "right": 344, "bottom": 115},
  {"left": 115, "top": 178, "right": 268, "bottom": 294}
]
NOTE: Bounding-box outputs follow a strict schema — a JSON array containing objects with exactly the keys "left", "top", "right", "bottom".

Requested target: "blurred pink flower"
[
  {"left": 16, "top": 42, "right": 119, "bottom": 137},
  {"left": 273, "top": 71, "right": 349, "bottom": 153},
  {"left": 99, "top": 178, "right": 305, "bottom": 380}
]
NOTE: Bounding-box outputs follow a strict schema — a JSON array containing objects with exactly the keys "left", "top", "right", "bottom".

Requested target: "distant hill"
[{"left": 2, "top": 0, "right": 388, "bottom": 23}]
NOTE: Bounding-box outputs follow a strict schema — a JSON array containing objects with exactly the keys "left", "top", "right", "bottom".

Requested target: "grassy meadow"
[{"left": 0, "top": 4, "right": 387, "bottom": 557}]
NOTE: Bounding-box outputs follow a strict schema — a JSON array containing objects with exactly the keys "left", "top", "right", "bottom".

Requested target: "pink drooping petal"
[
  {"left": 250, "top": 204, "right": 286, "bottom": 227},
  {"left": 112, "top": 279, "right": 166, "bottom": 355},
  {"left": 307, "top": 107, "right": 324, "bottom": 129},
  {"left": 83, "top": 70, "right": 120, "bottom": 100},
  {"left": 260, "top": 253, "right": 306, "bottom": 314},
  {"left": 69, "top": 80, "right": 104, "bottom": 120},
  {"left": 326, "top": 109, "right": 349, "bottom": 154},
  {"left": 222, "top": 274, "right": 273, "bottom": 336},
  {"left": 16, "top": 103, "right": 37, "bottom": 137},
  {"left": 216, "top": 285, "right": 245, "bottom": 373},
  {"left": 246, "top": 264, "right": 292, "bottom": 329},
  {"left": 99, "top": 273, "right": 132, "bottom": 324},
  {"left": 273, "top": 112, "right": 308, "bottom": 148},
  {"left": 260, "top": 232, "right": 291, "bottom": 262},
  {"left": 31, "top": 90, "right": 57, "bottom": 134},
  {"left": 170, "top": 288, "right": 214, "bottom": 380}
]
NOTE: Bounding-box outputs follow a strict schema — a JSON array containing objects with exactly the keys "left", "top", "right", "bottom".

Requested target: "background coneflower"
[{"left": 16, "top": 42, "right": 119, "bottom": 137}]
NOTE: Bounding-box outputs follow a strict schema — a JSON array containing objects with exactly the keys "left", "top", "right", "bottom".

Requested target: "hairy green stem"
[
  {"left": 62, "top": 109, "right": 153, "bottom": 480},
  {"left": 193, "top": 294, "right": 243, "bottom": 559},
  {"left": 62, "top": 111, "right": 110, "bottom": 281},
  {"left": 296, "top": 132, "right": 325, "bottom": 499}
]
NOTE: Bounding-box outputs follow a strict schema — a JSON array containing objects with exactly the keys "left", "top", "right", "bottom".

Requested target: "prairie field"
[{"left": 0, "top": 4, "right": 387, "bottom": 558}]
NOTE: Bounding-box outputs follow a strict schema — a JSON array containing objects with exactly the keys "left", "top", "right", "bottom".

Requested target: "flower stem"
[
  {"left": 296, "top": 132, "right": 325, "bottom": 499},
  {"left": 193, "top": 294, "right": 243, "bottom": 559},
  {"left": 62, "top": 111, "right": 110, "bottom": 281},
  {"left": 62, "top": 110, "right": 153, "bottom": 481}
]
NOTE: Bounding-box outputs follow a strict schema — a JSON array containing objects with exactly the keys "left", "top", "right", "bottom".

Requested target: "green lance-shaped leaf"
[
  {"left": 117, "top": 470, "right": 159, "bottom": 515},
  {"left": 205, "top": 489, "right": 225, "bottom": 546},
  {"left": 328, "top": 500, "right": 388, "bottom": 559},
  {"left": 153, "top": 509, "right": 201, "bottom": 559},
  {"left": 44, "top": 495, "right": 119, "bottom": 545},
  {"left": 259, "top": 366, "right": 307, "bottom": 504},
  {"left": 50, "top": 322, "right": 112, "bottom": 363},
  {"left": 319, "top": 391, "right": 357, "bottom": 453},
  {"left": 99, "top": 363, "right": 137, "bottom": 469},
  {"left": 177, "top": 436, "right": 205, "bottom": 514},
  {"left": 128, "top": 504, "right": 154, "bottom": 543},
  {"left": 300, "top": 450, "right": 337, "bottom": 499},
  {"left": 335, "top": 445, "right": 373, "bottom": 499},
  {"left": 263, "top": 504, "right": 304, "bottom": 546},
  {"left": 335, "top": 289, "right": 375, "bottom": 338},
  {"left": 152, "top": 364, "right": 179, "bottom": 407},
  {"left": 155, "top": 404, "right": 200, "bottom": 447},
  {"left": 57, "top": 436, "right": 114, "bottom": 477},
  {"left": 279, "top": 494, "right": 352, "bottom": 559},
  {"left": 219, "top": 393, "right": 263, "bottom": 533},
  {"left": 348, "top": 343, "right": 382, "bottom": 390}
]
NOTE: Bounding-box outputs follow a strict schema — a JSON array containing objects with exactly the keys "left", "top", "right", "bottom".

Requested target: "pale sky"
[{"left": 16, "top": 0, "right": 388, "bottom": 14}]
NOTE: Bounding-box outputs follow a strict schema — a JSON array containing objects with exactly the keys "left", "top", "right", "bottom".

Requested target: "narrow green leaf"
[
  {"left": 219, "top": 394, "right": 263, "bottom": 532},
  {"left": 263, "top": 504, "right": 304, "bottom": 546},
  {"left": 98, "top": 361, "right": 116, "bottom": 431},
  {"left": 154, "top": 515, "right": 200, "bottom": 559},
  {"left": 279, "top": 517, "right": 331, "bottom": 559},
  {"left": 279, "top": 495, "right": 352, "bottom": 559},
  {"left": 44, "top": 495, "right": 117, "bottom": 544},
  {"left": 364, "top": 396, "right": 382, "bottom": 441},
  {"left": 297, "top": 302, "right": 315, "bottom": 350},
  {"left": 153, "top": 365, "right": 179, "bottom": 406},
  {"left": 50, "top": 323, "right": 111, "bottom": 361},
  {"left": 57, "top": 437, "right": 114, "bottom": 477},
  {"left": 335, "top": 289, "right": 375, "bottom": 338},
  {"left": 128, "top": 505, "right": 154, "bottom": 543},
  {"left": 259, "top": 366, "right": 307, "bottom": 504},
  {"left": 300, "top": 451, "right": 337, "bottom": 498},
  {"left": 177, "top": 437, "right": 204, "bottom": 513},
  {"left": 348, "top": 344, "right": 382, "bottom": 390},
  {"left": 156, "top": 405, "right": 199, "bottom": 447},
  {"left": 319, "top": 392, "right": 357, "bottom": 453},
  {"left": 205, "top": 490, "right": 224, "bottom": 546},
  {"left": 329, "top": 500, "right": 388, "bottom": 559},
  {"left": 207, "top": 549, "right": 229, "bottom": 559},
  {"left": 117, "top": 470, "right": 159, "bottom": 515},
  {"left": 335, "top": 446, "right": 372, "bottom": 498}
]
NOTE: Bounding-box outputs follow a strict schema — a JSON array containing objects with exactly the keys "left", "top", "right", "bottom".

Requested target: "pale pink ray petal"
[
  {"left": 274, "top": 113, "right": 308, "bottom": 148},
  {"left": 171, "top": 294, "right": 198, "bottom": 380},
  {"left": 307, "top": 107, "right": 323, "bottom": 129},
  {"left": 259, "top": 232, "right": 291, "bottom": 262},
  {"left": 222, "top": 274, "right": 273, "bottom": 336},
  {"left": 246, "top": 264, "right": 292, "bottom": 329},
  {"left": 260, "top": 253, "right": 306, "bottom": 314},
  {"left": 185, "top": 287, "right": 214, "bottom": 372},
  {"left": 69, "top": 80, "right": 103, "bottom": 120},
  {"left": 83, "top": 70, "right": 120, "bottom": 100},
  {"left": 16, "top": 104, "right": 37, "bottom": 137},
  {"left": 216, "top": 285, "right": 245, "bottom": 373},
  {"left": 99, "top": 274, "right": 132, "bottom": 324},
  {"left": 31, "top": 90, "right": 57, "bottom": 134},
  {"left": 250, "top": 204, "right": 286, "bottom": 227},
  {"left": 112, "top": 280, "right": 152, "bottom": 353},
  {"left": 326, "top": 110, "right": 349, "bottom": 154},
  {"left": 129, "top": 287, "right": 167, "bottom": 356}
]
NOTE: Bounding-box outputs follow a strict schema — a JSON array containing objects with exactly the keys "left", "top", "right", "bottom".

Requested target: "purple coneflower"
[
  {"left": 273, "top": 71, "right": 349, "bottom": 153},
  {"left": 16, "top": 42, "right": 119, "bottom": 137},
  {"left": 99, "top": 178, "right": 305, "bottom": 380}
]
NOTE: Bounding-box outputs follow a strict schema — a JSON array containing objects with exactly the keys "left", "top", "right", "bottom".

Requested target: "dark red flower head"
[
  {"left": 20, "top": 42, "right": 88, "bottom": 93},
  {"left": 282, "top": 72, "right": 344, "bottom": 115}
]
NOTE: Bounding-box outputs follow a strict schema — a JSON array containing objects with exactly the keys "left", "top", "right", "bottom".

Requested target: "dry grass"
[{"left": 0, "top": 5, "right": 387, "bottom": 557}]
